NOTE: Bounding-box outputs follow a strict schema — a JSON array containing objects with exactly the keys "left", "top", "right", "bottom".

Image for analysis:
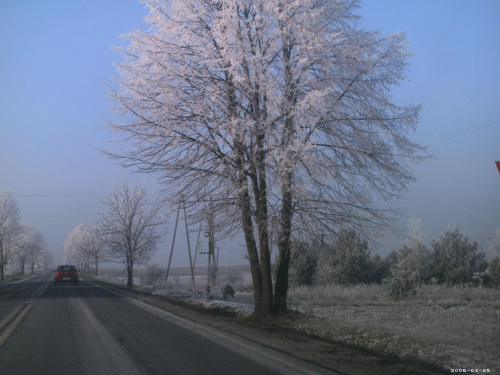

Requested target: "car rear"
[{"left": 54, "top": 265, "right": 79, "bottom": 285}]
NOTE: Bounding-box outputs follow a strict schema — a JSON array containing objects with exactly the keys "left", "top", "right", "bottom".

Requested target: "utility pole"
[
  {"left": 183, "top": 202, "right": 195, "bottom": 284},
  {"left": 164, "top": 199, "right": 196, "bottom": 287},
  {"left": 164, "top": 201, "right": 180, "bottom": 287}
]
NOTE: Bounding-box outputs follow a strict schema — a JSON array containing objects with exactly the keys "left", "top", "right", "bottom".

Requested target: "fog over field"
[{"left": 1, "top": 0, "right": 499, "bottom": 266}]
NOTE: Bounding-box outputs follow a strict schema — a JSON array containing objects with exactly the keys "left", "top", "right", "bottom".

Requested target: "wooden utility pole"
[
  {"left": 164, "top": 199, "right": 195, "bottom": 287},
  {"left": 183, "top": 202, "right": 195, "bottom": 284},
  {"left": 193, "top": 220, "right": 202, "bottom": 268},
  {"left": 164, "top": 201, "right": 181, "bottom": 287}
]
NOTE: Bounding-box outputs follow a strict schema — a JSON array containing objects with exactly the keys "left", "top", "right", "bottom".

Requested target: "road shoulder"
[{"left": 86, "top": 277, "right": 447, "bottom": 375}]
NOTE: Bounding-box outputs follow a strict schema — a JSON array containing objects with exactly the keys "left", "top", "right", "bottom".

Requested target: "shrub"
[
  {"left": 143, "top": 262, "right": 164, "bottom": 285},
  {"left": 222, "top": 284, "right": 235, "bottom": 300}
]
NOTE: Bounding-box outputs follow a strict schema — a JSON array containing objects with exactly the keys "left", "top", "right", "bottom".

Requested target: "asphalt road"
[{"left": 0, "top": 272, "right": 338, "bottom": 375}]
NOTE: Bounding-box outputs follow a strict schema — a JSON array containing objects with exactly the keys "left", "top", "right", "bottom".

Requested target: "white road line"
[
  {"left": 0, "top": 303, "right": 32, "bottom": 347},
  {"left": 0, "top": 305, "right": 24, "bottom": 332},
  {"left": 0, "top": 276, "right": 51, "bottom": 347},
  {"left": 70, "top": 291, "right": 143, "bottom": 373},
  {"left": 9, "top": 274, "right": 40, "bottom": 284}
]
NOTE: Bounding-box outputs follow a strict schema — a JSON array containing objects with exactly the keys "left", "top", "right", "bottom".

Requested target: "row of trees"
[
  {"left": 64, "top": 180, "right": 166, "bottom": 287},
  {"left": 0, "top": 191, "right": 52, "bottom": 280},
  {"left": 289, "top": 226, "right": 500, "bottom": 297}
]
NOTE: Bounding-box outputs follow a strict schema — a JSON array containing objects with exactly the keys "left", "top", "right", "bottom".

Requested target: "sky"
[{"left": 1, "top": 0, "right": 499, "bottom": 267}]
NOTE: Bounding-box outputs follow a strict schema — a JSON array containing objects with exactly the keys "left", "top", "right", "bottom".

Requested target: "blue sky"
[{"left": 1, "top": 0, "right": 499, "bottom": 266}]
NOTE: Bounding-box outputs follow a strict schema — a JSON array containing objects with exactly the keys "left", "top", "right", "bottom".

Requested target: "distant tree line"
[
  {"left": 0, "top": 190, "right": 53, "bottom": 280},
  {"left": 289, "top": 226, "right": 500, "bottom": 298}
]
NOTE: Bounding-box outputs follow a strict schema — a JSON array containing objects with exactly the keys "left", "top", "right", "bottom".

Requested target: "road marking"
[
  {"left": 0, "top": 305, "right": 23, "bottom": 332},
  {"left": 0, "top": 277, "right": 51, "bottom": 347},
  {"left": 9, "top": 274, "right": 41, "bottom": 284},
  {"left": 0, "top": 303, "right": 32, "bottom": 347},
  {"left": 84, "top": 278, "right": 125, "bottom": 297},
  {"left": 71, "top": 293, "right": 143, "bottom": 373},
  {"left": 31, "top": 281, "right": 50, "bottom": 298}
]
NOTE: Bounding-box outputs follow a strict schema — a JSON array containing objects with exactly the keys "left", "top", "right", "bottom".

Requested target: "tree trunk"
[
  {"left": 0, "top": 238, "right": 4, "bottom": 281},
  {"left": 127, "top": 260, "right": 133, "bottom": 287},
  {"left": 239, "top": 187, "right": 266, "bottom": 316},
  {"left": 274, "top": 170, "right": 293, "bottom": 314},
  {"left": 233, "top": 117, "right": 271, "bottom": 315},
  {"left": 95, "top": 255, "right": 99, "bottom": 276},
  {"left": 252, "top": 132, "right": 273, "bottom": 316}
]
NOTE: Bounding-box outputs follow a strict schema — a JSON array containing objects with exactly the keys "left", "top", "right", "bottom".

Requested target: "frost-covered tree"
[
  {"left": 432, "top": 227, "right": 487, "bottom": 284},
  {"left": 487, "top": 257, "right": 500, "bottom": 287},
  {"left": 98, "top": 180, "right": 166, "bottom": 287},
  {"left": 41, "top": 249, "right": 53, "bottom": 269},
  {"left": 26, "top": 231, "right": 45, "bottom": 274},
  {"left": 13, "top": 224, "right": 44, "bottom": 275},
  {"left": 108, "top": 0, "right": 424, "bottom": 315},
  {"left": 387, "top": 241, "right": 432, "bottom": 299},
  {"left": 315, "top": 228, "right": 371, "bottom": 285},
  {"left": 395, "top": 217, "right": 433, "bottom": 287},
  {"left": 64, "top": 224, "right": 85, "bottom": 265},
  {"left": 0, "top": 191, "right": 21, "bottom": 280},
  {"left": 65, "top": 224, "right": 108, "bottom": 276},
  {"left": 489, "top": 227, "right": 500, "bottom": 258},
  {"left": 289, "top": 242, "right": 318, "bottom": 286},
  {"left": 84, "top": 226, "right": 108, "bottom": 276},
  {"left": 388, "top": 254, "right": 417, "bottom": 299}
]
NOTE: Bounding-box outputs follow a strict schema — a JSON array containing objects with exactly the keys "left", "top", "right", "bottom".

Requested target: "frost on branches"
[
  {"left": 108, "top": 0, "right": 425, "bottom": 315},
  {"left": 64, "top": 223, "right": 107, "bottom": 276},
  {"left": 0, "top": 191, "right": 21, "bottom": 280},
  {"left": 97, "top": 180, "right": 166, "bottom": 287},
  {"left": 14, "top": 224, "right": 45, "bottom": 276}
]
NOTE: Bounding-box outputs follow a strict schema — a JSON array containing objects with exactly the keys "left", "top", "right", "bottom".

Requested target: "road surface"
[{"left": 0, "top": 272, "right": 337, "bottom": 375}]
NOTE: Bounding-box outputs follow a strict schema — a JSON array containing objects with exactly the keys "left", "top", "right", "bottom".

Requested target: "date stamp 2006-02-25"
[{"left": 450, "top": 369, "right": 491, "bottom": 373}]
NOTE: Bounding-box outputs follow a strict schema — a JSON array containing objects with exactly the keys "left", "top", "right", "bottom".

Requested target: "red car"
[{"left": 54, "top": 265, "right": 79, "bottom": 285}]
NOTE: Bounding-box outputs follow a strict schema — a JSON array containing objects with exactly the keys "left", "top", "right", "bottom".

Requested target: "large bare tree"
[
  {"left": 0, "top": 191, "right": 21, "bottom": 280},
  {"left": 98, "top": 180, "right": 166, "bottom": 287},
  {"left": 108, "top": 0, "right": 425, "bottom": 315}
]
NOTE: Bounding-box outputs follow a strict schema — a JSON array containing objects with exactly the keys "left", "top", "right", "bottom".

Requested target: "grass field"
[{"left": 96, "top": 265, "right": 500, "bottom": 372}]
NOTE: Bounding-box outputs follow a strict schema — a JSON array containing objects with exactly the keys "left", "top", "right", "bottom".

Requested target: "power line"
[
  {"left": 13, "top": 194, "right": 103, "bottom": 198},
  {"left": 425, "top": 116, "right": 500, "bottom": 147}
]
